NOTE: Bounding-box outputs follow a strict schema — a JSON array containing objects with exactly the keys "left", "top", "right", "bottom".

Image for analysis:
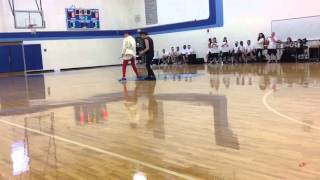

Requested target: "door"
[
  {"left": 9, "top": 45, "right": 25, "bottom": 72},
  {"left": 0, "top": 46, "right": 10, "bottom": 73},
  {"left": 24, "top": 44, "right": 43, "bottom": 71}
]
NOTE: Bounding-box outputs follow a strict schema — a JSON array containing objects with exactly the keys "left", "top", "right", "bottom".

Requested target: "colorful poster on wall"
[{"left": 66, "top": 8, "right": 100, "bottom": 30}]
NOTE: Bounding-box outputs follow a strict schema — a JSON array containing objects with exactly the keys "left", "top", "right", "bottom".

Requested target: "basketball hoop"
[{"left": 28, "top": 24, "right": 37, "bottom": 35}]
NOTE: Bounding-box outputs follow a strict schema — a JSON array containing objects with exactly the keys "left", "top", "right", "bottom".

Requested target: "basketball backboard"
[{"left": 14, "top": 10, "right": 45, "bottom": 29}]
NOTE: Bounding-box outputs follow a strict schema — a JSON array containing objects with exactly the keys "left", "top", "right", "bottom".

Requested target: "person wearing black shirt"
[{"left": 139, "top": 31, "right": 156, "bottom": 81}]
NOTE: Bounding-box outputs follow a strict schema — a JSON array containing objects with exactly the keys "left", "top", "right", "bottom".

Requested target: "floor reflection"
[
  {"left": 75, "top": 104, "right": 109, "bottom": 126},
  {"left": 122, "top": 81, "right": 165, "bottom": 139},
  {"left": 207, "top": 63, "right": 320, "bottom": 90},
  {"left": 1, "top": 63, "right": 320, "bottom": 150},
  {"left": 9, "top": 112, "right": 57, "bottom": 178},
  {"left": 1, "top": 64, "right": 320, "bottom": 116},
  {"left": 157, "top": 93, "right": 239, "bottom": 150},
  {"left": 0, "top": 74, "right": 46, "bottom": 115},
  {"left": 11, "top": 141, "right": 29, "bottom": 176},
  {"left": 1, "top": 63, "right": 319, "bottom": 178},
  {"left": 23, "top": 112, "right": 58, "bottom": 179}
]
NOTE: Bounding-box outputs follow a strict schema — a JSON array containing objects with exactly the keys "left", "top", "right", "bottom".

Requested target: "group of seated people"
[
  {"left": 207, "top": 37, "right": 256, "bottom": 64},
  {"left": 154, "top": 32, "right": 310, "bottom": 66},
  {"left": 158, "top": 45, "right": 196, "bottom": 65},
  {"left": 280, "top": 37, "right": 308, "bottom": 62},
  {"left": 206, "top": 32, "right": 309, "bottom": 64}
]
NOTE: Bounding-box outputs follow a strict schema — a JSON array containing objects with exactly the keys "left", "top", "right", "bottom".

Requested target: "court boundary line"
[
  {"left": 262, "top": 89, "right": 320, "bottom": 131},
  {"left": 0, "top": 118, "right": 197, "bottom": 180}
]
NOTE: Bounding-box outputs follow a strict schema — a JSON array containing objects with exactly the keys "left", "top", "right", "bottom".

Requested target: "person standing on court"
[
  {"left": 120, "top": 32, "right": 140, "bottom": 81},
  {"left": 267, "top": 32, "right": 278, "bottom": 63},
  {"left": 139, "top": 31, "right": 156, "bottom": 81}
]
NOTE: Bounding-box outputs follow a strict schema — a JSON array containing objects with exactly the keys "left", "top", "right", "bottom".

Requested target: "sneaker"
[
  {"left": 144, "top": 76, "right": 156, "bottom": 81},
  {"left": 119, "top": 77, "right": 127, "bottom": 82}
]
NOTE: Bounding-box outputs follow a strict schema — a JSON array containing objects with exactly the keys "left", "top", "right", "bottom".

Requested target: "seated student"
[
  {"left": 221, "top": 37, "right": 230, "bottom": 64},
  {"left": 209, "top": 37, "right": 220, "bottom": 64},
  {"left": 232, "top": 41, "right": 240, "bottom": 63},
  {"left": 207, "top": 39, "right": 213, "bottom": 63},
  {"left": 168, "top": 47, "right": 176, "bottom": 64},
  {"left": 208, "top": 38, "right": 213, "bottom": 49},
  {"left": 186, "top": 45, "right": 196, "bottom": 63},
  {"left": 245, "top": 40, "right": 255, "bottom": 62},
  {"left": 239, "top": 41, "right": 246, "bottom": 63},
  {"left": 175, "top": 46, "right": 183, "bottom": 64},
  {"left": 267, "top": 32, "right": 278, "bottom": 63},
  {"left": 284, "top": 37, "right": 295, "bottom": 50},
  {"left": 207, "top": 48, "right": 214, "bottom": 64},
  {"left": 180, "top": 45, "right": 188, "bottom": 64},
  {"left": 281, "top": 37, "right": 296, "bottom": 62},
  {"left": 186, "top": 45, "right": 194, "bottom": 55},
  {"left": 160, "top": 49, "right": 169, "bottom": 64}
]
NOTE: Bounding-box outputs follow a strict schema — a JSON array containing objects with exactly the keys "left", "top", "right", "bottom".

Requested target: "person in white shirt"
[
  {"left": 212, "top": 38, "right": 220, "bottom": 62},
  {"left": 267, "top": 32, "right": 278, "bottom": 63},
  {"left": 207, "top": 48, "right": 214, "bottom": 63},
  {"left": 169, "top": 47, "right": 176, "bottom": 64},
  {"left": 208, "top": 38, "right": 213, "bottom": 49},
  {"left": 175, "top": 46, "right": 181, "bottom": 56},
  {"left": 186, "top": 44, "right": 196, "bottom": 63},
  {"left": 120, "top": 32, "right": 140, "bottom": 81},
  {"left": 186, "top": 45, "right": 194, "bottom": 55},
  {"left": 181, "top": 45, "right": 188, "bottom": 64},
  {"left": 239, "top": 41, "right": 246, "bottom": 63},
  {"left": 221, "top": 37, "right": 230, "bottom": 64},
  {"left": 207, "top": 39, "right": 213, "bottom": 63},
  {"left": 232, "top": 41, "right": 240, "bottom": 63},
  {"left": 181, "top": 45, "right": 188, "bottom": 55},
  {"left": 245, "top": 40, "right": 255, "bottom": 62},
  {"left": 174, "top": 46, "right": 182, "bottom": 64},
  {"left": 208, "top": 37, "right": 220, "bottom": 64},
  {"left": 160, "top": 49, "right": 169, "bottom": 64},
  {"left": 256, "top": 33, "right": 265, "bottom": 61}
]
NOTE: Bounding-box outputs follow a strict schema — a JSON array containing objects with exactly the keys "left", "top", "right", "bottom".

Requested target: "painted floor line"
[
  {"left": 0, "top": 118, "right": 197, "bottom": 180},
  {"left": 262, "top": 90, "right": 320, "bottom": 131}
]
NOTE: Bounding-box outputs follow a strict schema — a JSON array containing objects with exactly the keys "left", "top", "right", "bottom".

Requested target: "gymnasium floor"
[{"left": 0, "top": 63, "right": 319, "bottom": 180}]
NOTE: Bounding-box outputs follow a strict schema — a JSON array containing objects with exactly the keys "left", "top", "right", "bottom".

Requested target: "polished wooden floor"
[{"left": 0, "top": 63, "right": 320, "bottom": 180}]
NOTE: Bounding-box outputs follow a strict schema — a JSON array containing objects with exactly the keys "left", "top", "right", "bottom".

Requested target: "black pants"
[
  {"left": 256, "top": 49, "right": 263, "bottom": 57},
  {"left": 146, "top": 55, "right": 155, "bottom": 77},
  {"left": 256, "top": 49, "right": 264, "bottom": 61}
]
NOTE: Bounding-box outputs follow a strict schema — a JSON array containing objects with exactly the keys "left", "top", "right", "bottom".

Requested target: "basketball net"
[{"left": 29, "top": 24, "right": 37, "bottom": 35}]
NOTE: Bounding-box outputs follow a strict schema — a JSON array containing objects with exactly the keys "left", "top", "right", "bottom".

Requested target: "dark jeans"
[
  {"left": 146, "top": 55, "right": 155, "bottom": 77},
  {"left": 256, "top": 49, "right": 264, "bottom": 61}
]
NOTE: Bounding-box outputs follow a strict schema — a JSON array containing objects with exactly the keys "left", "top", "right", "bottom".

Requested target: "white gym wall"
[
  {"left": 1, "top": 0, "right": 320, "bottom": 70},
  {"left": 0, "top": 0, "right": 129, "bottom": 31},
  {"left": 0, "top": 2, "right": 5, "bottom": 32},
  {"left": 0, "top": 0, "right": 130, "bottom": 71},
  {"left": 127, "top": 0, "right": 210, "bottom": 28},
  {"left": 272, "top": 16, "right": 320, "bottom": 41},
  {"left": 150, "top": 0, "right": 320, "bottom": 59}
]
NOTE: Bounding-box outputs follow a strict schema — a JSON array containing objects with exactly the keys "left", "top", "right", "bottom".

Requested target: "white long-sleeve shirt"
[
  {"left": 256, "top": 38, "right": 265, "bottom": 49},
  {"left": 122, "top": 36, "right": 136, "bottom": 59}
]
